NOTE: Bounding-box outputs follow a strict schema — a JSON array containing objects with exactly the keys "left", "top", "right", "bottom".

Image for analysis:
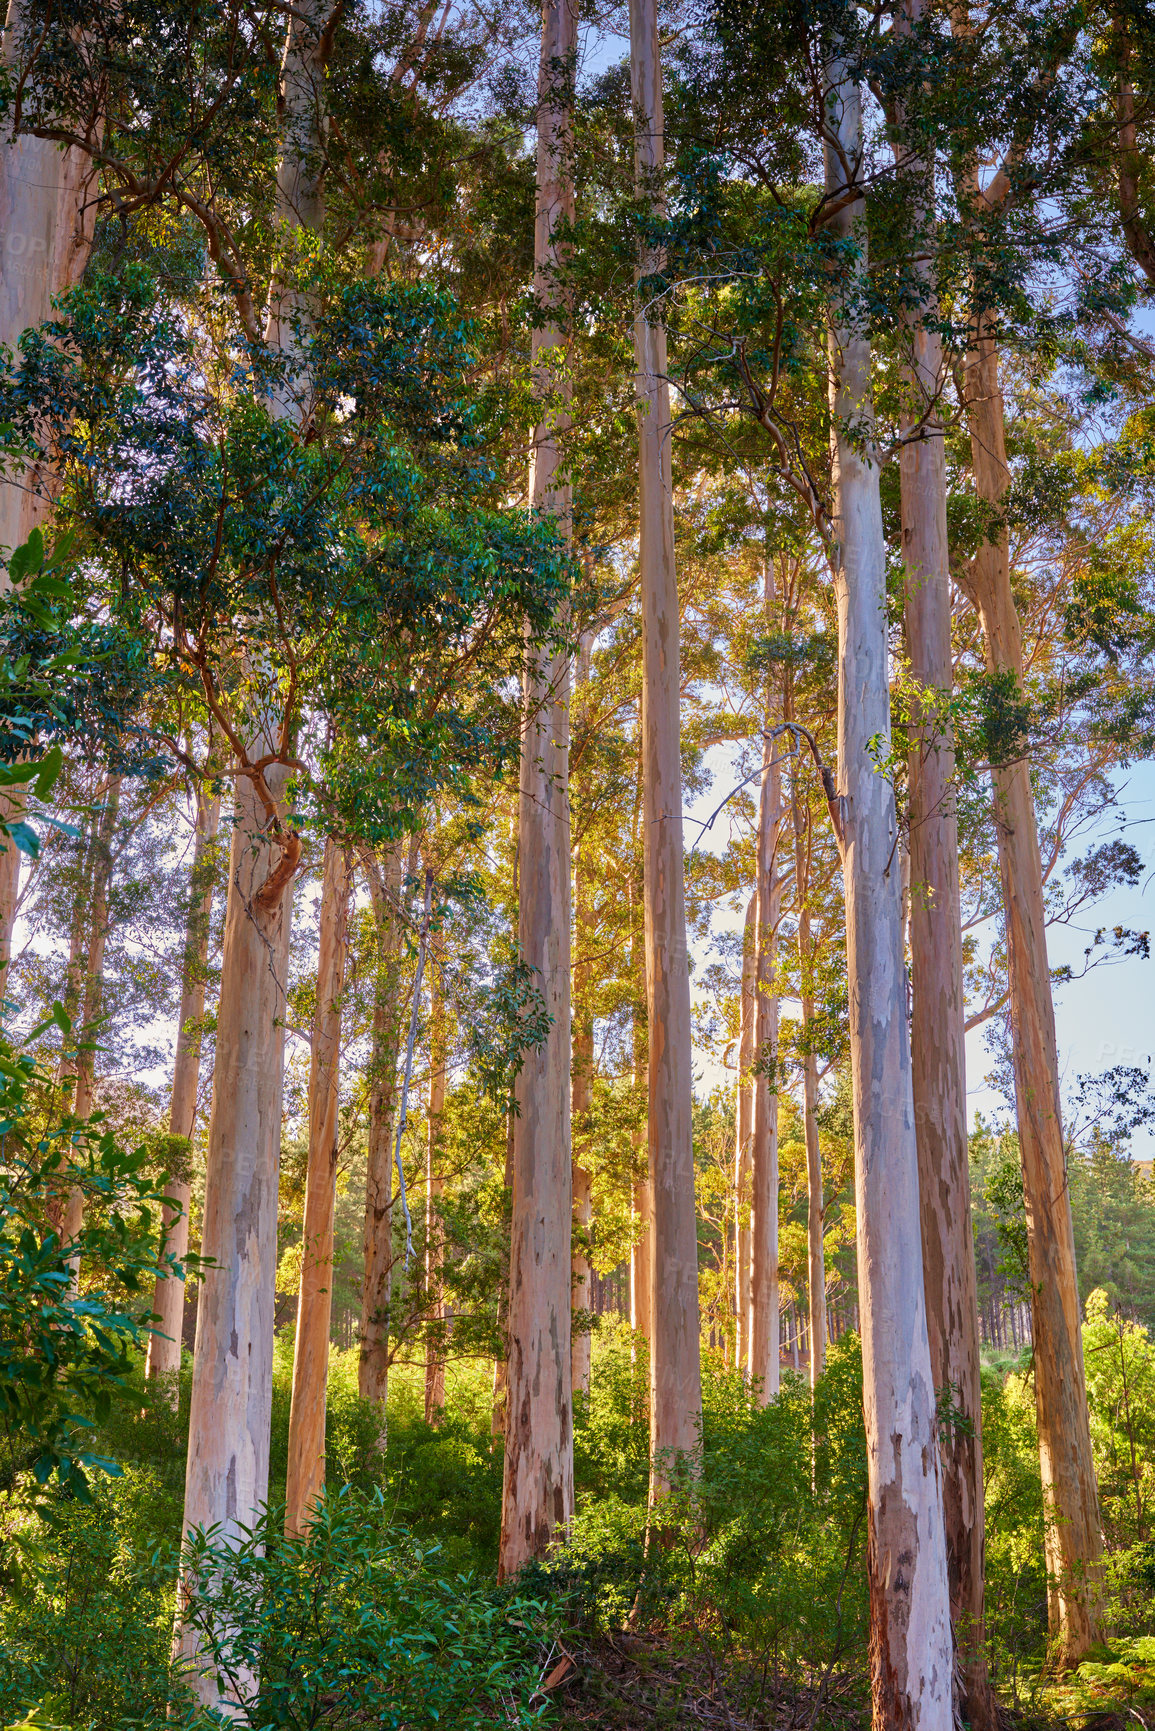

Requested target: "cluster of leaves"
[{"left": 0, "top": 1011, "right": 186, "bottom": 1517}]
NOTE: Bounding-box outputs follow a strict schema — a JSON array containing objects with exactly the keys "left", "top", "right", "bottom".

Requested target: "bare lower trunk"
[
  {"left": 749, "top": 669, "right": 781, "bottom": 1402},
  {"left": 734, "top": 894, "right": 756, "bottom": 1373},
  {"left": 629, "top": 0, "right": 701, "bottom": 1496},
  {"left": 358, "top": 843, "right": 407, "bottom": 1421},
  {"left": 0, "top": 1, "right": 101, "bottom": 975},
  {"left": 491, "top": 1106, "right": 515, "bottom": 1446},
  {"left": 788, "top": 758, "right": 827, "bottom": 1387},
  {"left": 61, "top": 776, "right": 121, "bottom": 1249},
  {"left": 498, "top": 0, "right": 576, "bottom": 1578},
  {"left": 894, "top": 60, "right": 993, "bottom": 1707},
  {"left": 424, "top": 969, "right": 447, "bottom": 1425},
  {"left": 630, "top": 875, "right": 653, "bottom": 1349},
  {"left": 174, "top": 756, "right": 295, "bottom": 1705},
  {"left": 285, "top": 839, "right": 351, "bottom": 1535},
  {"left": 823, "top": 59, "right": 952, "bottom": 1729},
  {"left": 962, "top": 324, "right": 1104, "bottom": 1666},
  {"left": 145, "top": 782, "right": 221, "bottom": 1396},
  {"left": 571, "top": 639, "right": 594, "bottom": 1399}
]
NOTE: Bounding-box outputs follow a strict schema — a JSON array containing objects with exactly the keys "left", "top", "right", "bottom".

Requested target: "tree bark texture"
[
  {"left": 787, "top": 759, "right": 827, "bottom": 1386},
  {"left": 424, "top": 968, "right": 447, "bottom": 1425},
  {"left": 961, "top": 323, "right": 1105, "bottom": 1665},
  {"left": 145, "top": 782, "right": 221, "bottom": 1396},
  {"left": 358, "top": 841, "right": 410, "bottom": 1420},
  {"left": 823, "top": 59, "right": 953, "bottom": 1730},
  {"left": 571, "top": 637, "right": 594, "bottom": 1399},
  {"left": 174, "top": 754, "right": 295, "bottom": 1705},
  {"left": 749, "top": 713, "right": 781, "bottom": 1403},
  {"left": 0, "top": 0, "right": 102, "bottom": 974},
  {"left": 892, "top": 32, "right": 993, "bottom": 1705},
  {"left": 285, "top": 838, "right": 352, "bottom": 1536},
  {"left": 629, "top": 869, "right": 653, "bottom": 1350},
  {"left": 734, "top": 893, "right": 756, "bottom": 1374},
  {"left": 629, "top": 0, "right": 702, "bottom": 1492},
  {"left": 498, "top": 0, "right": 577, "bottom": 1579}
]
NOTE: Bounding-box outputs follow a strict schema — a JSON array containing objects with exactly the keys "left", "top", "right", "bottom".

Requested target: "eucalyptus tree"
[
  {"left": 663, "top": 3, "right": 954, "bottom": 1709},
  {"left": 628, "top": 0, "right": 702, "bottom": 1498},
  {"left": 499, "top": 0, "right": 578, "bottom": 1579}
]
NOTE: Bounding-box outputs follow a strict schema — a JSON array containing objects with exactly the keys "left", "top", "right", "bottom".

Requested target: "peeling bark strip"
[
  {"left": 285, "top": 837, "right": 352, "bottom": 1535},
  {"left": 822, "top": 52, "right": 952, "bottom": 1730},
  {"left": 629, "top": 0, "right": 702, "bottom": 1501},
  {"left": 497, "top": 0, "right": 577, "bottom": 1580},
  {"left": 146, "top": 781, "right": 222, "bottom": 1397},
  {"left": 891, "top": 4, "right": 993, "bottom": 1712}
]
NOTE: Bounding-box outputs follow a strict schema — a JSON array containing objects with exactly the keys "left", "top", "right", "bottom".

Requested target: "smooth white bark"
[{"left": 823, "top": 55, "right": 952, "bottom": 1729}]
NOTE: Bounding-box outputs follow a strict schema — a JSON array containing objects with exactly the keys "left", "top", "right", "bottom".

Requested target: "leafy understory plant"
[{"left": 175, "top": 1488, "right": 557, "bottom": 1730}]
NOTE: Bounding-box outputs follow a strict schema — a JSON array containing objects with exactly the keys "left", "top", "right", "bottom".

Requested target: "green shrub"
[{"left": 175, "top": 1489, "right": 554, "bottom": 1730}]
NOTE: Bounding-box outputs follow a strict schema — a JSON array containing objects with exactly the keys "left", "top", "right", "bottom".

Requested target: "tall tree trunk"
[
  {"left": 733, "top": 893, "right": 756, "bottom": 1374},
  {"left": 629, "top": 842, "right": 652, "bottom": 1350},
  {"left": 823, "top": 56, "right": 952, "bottom": 1728},
  {"left": 786, "top": 749, "right": 827, "bottom": 1386},
  {"left": 629, "top": 0, "right": 701, "bottom": 1497},
  {"left": 61, "top": 775, "right": 121, "bottom": 1252},
  {"left": 358, "top": 840, "right": 410, "bottom": 1425},
  {"left": 285, "top": 838, "right": 351, "bottom": 1535},
  {"left": 498, "top": 0, "right": 576, "bottom": 1579},
  {"left": 491, "top": 1104, "right": 515, "bottom": 1446},
  {"left": 893, "top": 28, "right": 994, "bottom": 1707},
  {"left": 0, "top": 0, "right": 101, "bottom": 976},
  {"left": 571, "top": 637, "right": 594, "bottom": 1400},
  {"left": 145, "top": 781, "right": 221, "bottom": 1396},
  {"left": 749, "top": 599, "right": 782, "bottom": 1403},
  {"left": 943, "top": 3, "right": 1106, "bottom": 1650},
  {"left": 174, "top": 755, "right": 295, "bottom": 1703},
  {"left": 424, "top": 967, "right": 447, "bottom": 1425},
  {"left": 175, "top": 5, "right": 329, "bottom": 1699},
  {"left": 961, "top": 323, "right": 1105, "bottom": 1665}
]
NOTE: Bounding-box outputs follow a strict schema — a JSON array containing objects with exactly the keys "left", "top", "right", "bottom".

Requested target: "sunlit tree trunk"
[
  {"left": 961, "top": 323, "right": 1105, "bottom": 1666},
  {"left": 145, "top": 781, "right": 221, "bottom": 1396},
  {"left": 822, "top": 55, "right": 952, "bottom": 1728},
  {"left": 943, "top": 2, "right": 1106, "bottom": 1654},
  {"left": 424, "top": 969, "right": 447, "bottom": 1424},
  {"left": 629, "top": 0, "right": 701, "bottom": 1497},
  {"left": 749, "top": 707, "right": 781, "bottom": 1403},
  {"left": 498, "top": 0, "right": 577, "bottom": 1578},
  {"left": 285, "top": 839, "right": 351, "bottom": 1535},
  {"left": 629, "top": 843, "right": 652, "bottom": 1350},
  {"left": 892, "top": 23, "right": 994, "bottom": 1702},
  {"left": 0, "top": 0, "right": 102, "bottom": 976},
  {"left": 571, "top": 636, "right": 594, "bottom": 1399},
  {"left": 175, "top": 4, "right": 330, "bottom": 1701},
  {"left": 733, "top": 893, "right": 756, "bottom": 1374},
  {"left": 359, "top": 840, "right": 410, "bottom": 1427},
  {"left": 789, "top": 777, "right": 826, "bottom": 1388}
]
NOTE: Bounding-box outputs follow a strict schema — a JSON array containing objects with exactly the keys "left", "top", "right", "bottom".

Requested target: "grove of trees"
[{"left": 2, "top": 0, "right": 1155, "bottom": 1724}]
